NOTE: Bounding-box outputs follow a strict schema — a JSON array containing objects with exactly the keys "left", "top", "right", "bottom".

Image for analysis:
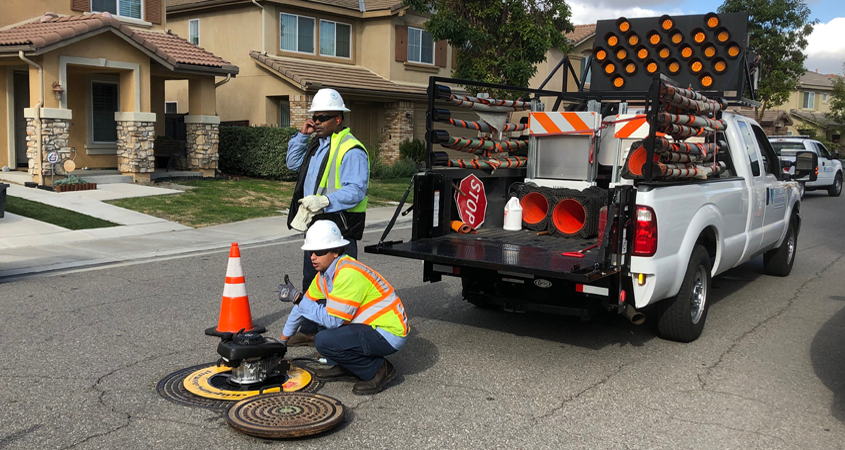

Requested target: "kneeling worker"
[{"left": 279, "top": 220, "right": 409, "bottom": 395}]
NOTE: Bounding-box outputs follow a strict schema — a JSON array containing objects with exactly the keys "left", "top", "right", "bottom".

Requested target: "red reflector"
[
  {"left": 620, "top": 290, "right": 626, "bottom": 303},
  {"left": 576, "top": 284, "right": 584, "bottom": 292},
  {"left": 633, "top": 206, "right": 658, "bottom": 257}
]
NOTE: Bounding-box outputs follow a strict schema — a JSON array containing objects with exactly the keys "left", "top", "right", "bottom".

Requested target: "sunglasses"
[
  {"left": 312, "top": 114, "right": 339, "bottom": 123},
  {"left": 309, "top": 249, "right": 332, "bottom": 257}
]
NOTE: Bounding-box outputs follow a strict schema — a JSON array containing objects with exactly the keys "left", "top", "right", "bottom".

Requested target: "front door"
[{"left": 13, "top": 71, "right": 30, "bottom": 168}]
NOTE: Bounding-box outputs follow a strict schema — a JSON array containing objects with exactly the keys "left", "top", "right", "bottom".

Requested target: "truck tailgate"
[{"left": 366, "top": 228, "right": 613, "bottom": 283}]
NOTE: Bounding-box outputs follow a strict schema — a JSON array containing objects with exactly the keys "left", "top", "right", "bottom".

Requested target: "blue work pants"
[{"left": 315, "top": 324, "right": 397, "bottom": 381}]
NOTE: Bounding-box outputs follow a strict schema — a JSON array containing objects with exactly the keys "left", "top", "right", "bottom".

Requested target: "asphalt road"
[{"left": 1, "top": 190, "right": 844, "bottom": 449}]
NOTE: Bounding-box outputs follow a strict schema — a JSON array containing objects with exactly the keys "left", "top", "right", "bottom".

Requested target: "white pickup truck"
[
  {"left": 367, "top": 79, "right": 818, "bottom": 343},
  {"left": 769, "top": 136, "right": 842, "bottom": 197}
]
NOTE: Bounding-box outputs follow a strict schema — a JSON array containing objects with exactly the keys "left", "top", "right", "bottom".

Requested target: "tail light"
[{"left": 633, "top": 206, "right": 658, "bottom": 257}]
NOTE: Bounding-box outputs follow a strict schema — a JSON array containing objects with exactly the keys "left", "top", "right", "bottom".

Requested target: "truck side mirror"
[{"left": 794, "top": 151, "right": 818, "bottom": 182}]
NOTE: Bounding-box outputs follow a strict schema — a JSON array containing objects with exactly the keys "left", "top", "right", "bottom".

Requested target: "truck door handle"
[{"left": 766, "top": 187, "right": 769, "bottom": 205}]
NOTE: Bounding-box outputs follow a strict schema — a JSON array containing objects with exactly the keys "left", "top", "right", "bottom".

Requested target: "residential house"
[
  {"left": 0, "top": 0, "right": 238, "bottom": 184},
  {"left": 773, "top": 70, "right": 842, "bottom": 145},
  {"left": 165, "top": 0, "right": 460, "bottom": 162}
]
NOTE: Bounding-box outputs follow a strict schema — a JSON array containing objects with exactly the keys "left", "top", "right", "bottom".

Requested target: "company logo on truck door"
[{"left": 454, "top": 174, "right": 487, "bottom": 229}]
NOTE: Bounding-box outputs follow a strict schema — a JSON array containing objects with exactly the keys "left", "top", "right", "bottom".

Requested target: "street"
[{"left": 1, "top": 191, "right": 844, "bottom": 450}]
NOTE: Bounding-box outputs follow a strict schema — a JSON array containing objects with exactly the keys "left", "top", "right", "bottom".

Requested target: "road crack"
[{"left": 533, "top": 360, "right": 634, "bottom": 421}]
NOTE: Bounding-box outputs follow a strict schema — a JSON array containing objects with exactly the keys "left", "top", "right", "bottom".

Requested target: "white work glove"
[
  {"left": 291, "top": 203, "right": 315, "bottom": 232},
  {"left": 300, "top": 195, "right": 330, "bottom": 213}
]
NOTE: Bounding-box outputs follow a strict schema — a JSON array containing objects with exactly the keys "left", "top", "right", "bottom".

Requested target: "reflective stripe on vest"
[
  {"left": 325, "top": 256, "right": 409, "bottom": 337},
  {"left": 316, "top": 129, "right": 368, "bottom": 213}
]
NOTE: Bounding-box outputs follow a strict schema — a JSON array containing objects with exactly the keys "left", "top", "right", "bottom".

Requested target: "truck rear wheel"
[
  {"left": 828, "top": 172, "right": 842, "bottom": 197},
  {"left": 763, "top": 217, "right": 797, "bottom": 277},
  {"left": 656, "top": 245, "right": 711, "bottom": 342}
]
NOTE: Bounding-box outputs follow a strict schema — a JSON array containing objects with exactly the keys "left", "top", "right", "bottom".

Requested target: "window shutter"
[
  {"left": 395, "top": 25, "right": 407, "bottom": 62},
  {"left": 451, "top": 47, "right": 457, "bottom": 69},
  {"left": 71, "top": 0, "right": 90, "bottom": 12},
  {"left": 145, "top": 0, "right": 161, "bottom": 24},
  {"left": 435, "top": 40, "right": 447, "bottom": 67}
]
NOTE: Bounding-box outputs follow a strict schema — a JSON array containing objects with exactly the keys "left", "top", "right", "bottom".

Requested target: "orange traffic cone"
[{"left": 205, "top": 243, "right": 266, "bottom": 337}]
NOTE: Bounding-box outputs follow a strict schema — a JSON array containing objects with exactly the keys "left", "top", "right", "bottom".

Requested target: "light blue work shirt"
[
  {"left": 286, "top": 132, "right": 368, "bottom": 213},
  {"left": 282, "top": 255, "right": 407, "bottom": 350}
]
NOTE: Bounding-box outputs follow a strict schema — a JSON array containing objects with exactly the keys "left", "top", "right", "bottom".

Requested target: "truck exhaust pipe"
[{"left": 624, "top": 304, "right": 645, "bottom": 325}]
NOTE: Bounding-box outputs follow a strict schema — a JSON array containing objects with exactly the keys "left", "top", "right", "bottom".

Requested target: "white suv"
[{"left": 769, "top": 136, "right": 842, "bottom": 197}]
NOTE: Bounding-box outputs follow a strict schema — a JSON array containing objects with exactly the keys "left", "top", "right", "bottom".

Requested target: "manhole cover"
[
  {"left": 226, "top": 392, "right": 345, "bottom": 439},
  {"left": 157, "top": 361, "right": 321, "bottom": 410}
]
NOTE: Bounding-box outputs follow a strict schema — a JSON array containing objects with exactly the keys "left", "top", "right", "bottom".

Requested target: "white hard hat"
[
  {"left": 301, "top": 220, "right": 350, "bottom": 251},
  {"left": 308, "top": 88, "right": 351, "bottom": 113}
]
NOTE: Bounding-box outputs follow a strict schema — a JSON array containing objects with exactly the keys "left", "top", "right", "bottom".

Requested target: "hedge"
[{"left": 218, "top": 126, "right": 300, "bottom": 180}]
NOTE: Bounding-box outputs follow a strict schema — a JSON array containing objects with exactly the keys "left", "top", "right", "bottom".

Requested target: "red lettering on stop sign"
[{"left": 454, "top": 174, "right": 487, "bottom": 229}]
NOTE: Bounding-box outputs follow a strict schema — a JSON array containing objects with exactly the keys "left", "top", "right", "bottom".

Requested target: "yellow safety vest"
[
  {"left": 304, "top": 255, "right": 408, "bottom": 338},
  {"left": 316, "top": 128, "right": 368, "bottom": 213}
]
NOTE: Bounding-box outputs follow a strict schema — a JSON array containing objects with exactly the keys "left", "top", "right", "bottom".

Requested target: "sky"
[{"left": 566, "top": 0, "right": 845, "bottom": 75}]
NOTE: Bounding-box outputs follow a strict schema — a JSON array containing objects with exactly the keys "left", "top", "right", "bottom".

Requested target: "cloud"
[
  {"left": 805, "top": 18, "right": 845, "bottom": 75},
  {"left": 569, "top": 3, "right": 687, "bottom": 25}
]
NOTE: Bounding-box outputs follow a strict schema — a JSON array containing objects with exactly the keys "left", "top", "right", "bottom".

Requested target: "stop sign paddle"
[{"left": 454, "top": 174, "right": 487, "bottom": 229}]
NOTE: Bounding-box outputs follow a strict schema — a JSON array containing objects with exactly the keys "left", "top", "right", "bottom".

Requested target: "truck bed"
[{"left": 366, "top": 227, "right": 612, "bottom": 282}]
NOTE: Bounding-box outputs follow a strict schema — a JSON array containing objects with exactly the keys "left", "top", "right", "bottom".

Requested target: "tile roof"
[
  {"left": 565, "top": 24, "right": 596, "bottom": 47},
  {"left": 790, "top": 109, "right": 841, "bottom": 127},
  {"left": 0, "top": 12, "right": 238, "bottom": 74},
  {"left": 799, "top": 70, "right": 837, "bottom": 89},
  {"left": 728, "top": 108, "right": 793, "bottom": 126},
  {"left": 166, "top": 0, "right": 403, "bottom": 12},
  {"left": 251, "top": 51, "right": 427, "bottom": 96}
]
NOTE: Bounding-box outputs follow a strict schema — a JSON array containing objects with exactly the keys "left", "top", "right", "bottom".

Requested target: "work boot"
[
  {"left": 352, "top": 360, "right": 396, "bottom": 395},
  {"left": 314, "top": 365, "right": 358, "bottom": 382},
  {"left": 286, "top": 332, "right": 316, "bottom": 347}
]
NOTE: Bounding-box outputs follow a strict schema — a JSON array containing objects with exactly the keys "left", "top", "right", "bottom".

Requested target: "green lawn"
[
  {"left": 107, "top": 177, "right": 415, "bottom": 228},
  {"left": 5, "top": 196, "right": 119, "bottom": 230}
]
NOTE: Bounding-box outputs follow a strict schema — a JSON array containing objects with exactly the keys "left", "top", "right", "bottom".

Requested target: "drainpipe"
[
  {"left": 215, "top": 73, "right": 231, "bottom": 88},
  {"left": 251, "top": 0, "right": 265, "bottom": 54},
  {"left": 19, "top": 51, "right": 44, "bottom": 186}
]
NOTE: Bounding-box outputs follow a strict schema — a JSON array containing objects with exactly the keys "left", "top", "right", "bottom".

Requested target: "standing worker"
[
  {"left": 279, "top": 220, "right": 409, "bottom": 395},
  {"left": 285, "top": 88, "right": 369, "bottom": 346}
]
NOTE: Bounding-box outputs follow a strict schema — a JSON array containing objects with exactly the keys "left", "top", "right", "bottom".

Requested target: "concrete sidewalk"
[{"left": 0, "top": 181, "right": 409, "bottom": 281}]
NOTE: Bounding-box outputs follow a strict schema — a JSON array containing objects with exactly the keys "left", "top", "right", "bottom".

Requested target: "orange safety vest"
[{"left": 304, "top": 255, "right": 408, "bottom": 337}]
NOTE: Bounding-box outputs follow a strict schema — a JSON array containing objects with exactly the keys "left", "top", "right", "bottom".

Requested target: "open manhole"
[
  {"left": 157, "top": 361, "right": 321, "bottom": 410},
  {"left": 226, "top": 392, "right": 345, "bottom": 439}
]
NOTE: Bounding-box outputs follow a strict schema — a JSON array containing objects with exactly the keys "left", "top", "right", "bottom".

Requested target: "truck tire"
[
  {"left": 763, "top": 217, "right": 797, "bottom": 277},
  {"left": 828, "top": 172, "right": 842, "bottom": 197},
  {"left": 655, "top": 245, "right": 711, "bottom": 342}
]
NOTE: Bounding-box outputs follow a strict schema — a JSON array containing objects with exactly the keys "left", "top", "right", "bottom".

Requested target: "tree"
[
  {"left": 718, "top": 0, "right": 817, "bottom": 121},
  {"left": 826, "top": 64, "right": 845, "bottom": 150},
  {"left": 402, "top": 0, "right": 574, "bottom": 98}
]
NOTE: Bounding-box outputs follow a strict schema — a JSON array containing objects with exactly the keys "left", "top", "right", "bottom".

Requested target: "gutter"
[
  {"left": 215, "top": 73, "right": 232, "bottom": 87},
  {"left": 251, "top": 0, "right": 265, "bottom": 54},
  {"left": 19, "top": 51, "right": 44, "bottom": 186}
]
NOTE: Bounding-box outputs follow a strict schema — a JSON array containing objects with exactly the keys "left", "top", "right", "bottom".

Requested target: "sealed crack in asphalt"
[
  {"left": 60, "top": 346, "right": 207, "bottom": 449},
  {"left": 641, "top": 403, "right": 788, "bottom": 445},
  {"left": 697, "top": 252, "right": 845, "bottom": 390},
  {"left": 532, "top": 360, "right": 635, "bottom": 421}
]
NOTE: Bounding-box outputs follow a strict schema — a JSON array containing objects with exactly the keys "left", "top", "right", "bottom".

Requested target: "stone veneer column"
[
  {"left": 289, "top": 94, "right": 313, "bottom": 127},
  {"left": 379, "top": 101, "right": 415, "bottom": 164},
  {"left": 115, "top": 112, "right": 157, "bottom": 183},
  {"left": 24, "top": 108, "right": 73, "bottom": 182},
  {"left": 185, "top": 115, "right": 220, "bottom": 178}
]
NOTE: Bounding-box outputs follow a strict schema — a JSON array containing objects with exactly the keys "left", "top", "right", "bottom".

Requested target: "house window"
[
  {"left": 280, "top": 13, "right": 315, "bottom": 54},
  {"left": 320, "top": 20, "right": 351, "bottom": 58},
  {"left": 92, "top": 82, "right": 119, "bottom": 143},
  {"left": 823, "top": 93, "right": 828, "bottom": 103},
  {"left": 92, "top": 0, "right": 142, "bottom": 20},
  {"left": 279, "top": 100, "right": 290, "bottom": 127},
  {"left": 802, "top": 91, "right": 815, "bottom": 109},
  {"left": 165, "top": 102, "right": 178, "bottom": 114},
  {"left": 407, "top": 27, "right": 434, "bottom": 64},
  {"left": 189, "top": 19, "right": 199, "bottom": 46}
]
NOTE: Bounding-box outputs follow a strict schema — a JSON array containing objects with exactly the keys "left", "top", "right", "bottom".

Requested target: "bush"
[
  {"left": 54, "top": 175, "right": 89, "bottom": 186},
  {"left": 219, "top": 126, "right": 300, "bottom": 180},
  {"left": 399, "top": 138, "right": 427, "bottom": 163},
  {"left": 368, "top": 141, "right": 419, "bottom": 180}
]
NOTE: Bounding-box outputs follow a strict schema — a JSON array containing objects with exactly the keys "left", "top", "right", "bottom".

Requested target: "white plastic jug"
[{"left": 503, "top": 196, "right": 523, "bottom": 231}]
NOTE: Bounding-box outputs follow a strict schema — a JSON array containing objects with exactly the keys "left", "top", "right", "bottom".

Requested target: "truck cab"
[{"left": 769, "top": 136, "right": 843, "bottom": 197}]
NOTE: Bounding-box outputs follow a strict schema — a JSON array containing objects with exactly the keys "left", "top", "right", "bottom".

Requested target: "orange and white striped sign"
[
  {"left": 613, "top": 114, "right": 650, "bottom": 139},
  {"left": 529, "top": 111, "right": 599, "bottom": 136}
]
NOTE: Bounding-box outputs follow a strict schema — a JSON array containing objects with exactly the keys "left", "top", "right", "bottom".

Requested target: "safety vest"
[
  {"left": 316, "top": 128, "right": 368, "bottom": 213},
  {"left": 304, "top": 255, "right": 408, "bottom": 338}
]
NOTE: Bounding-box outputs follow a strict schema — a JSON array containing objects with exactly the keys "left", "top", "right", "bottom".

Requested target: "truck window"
[
  {"left": 752, "top": 125, "right": 781, "bottom": 178},
  {"left": 769, "top": 141, "right": 804, "bottom": 155},
  {"left": 816, "top": 142, "right": 832, "bottom": 159},
  {"left": 736, "top": 121, "right": 761, "bottom": 176}
]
